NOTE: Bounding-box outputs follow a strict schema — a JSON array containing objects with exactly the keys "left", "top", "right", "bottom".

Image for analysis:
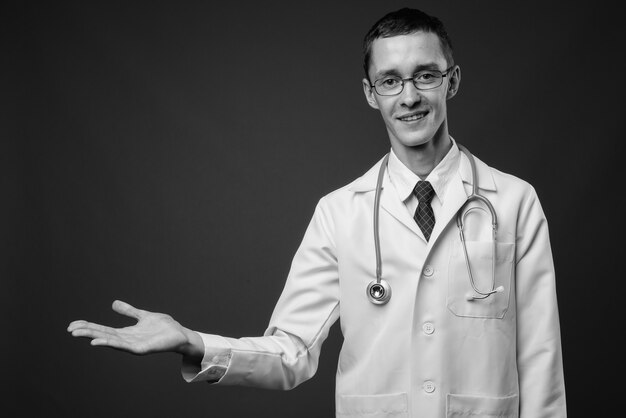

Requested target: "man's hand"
[{"left": 67, "top": 300, "right": 204, "bottom": 362}]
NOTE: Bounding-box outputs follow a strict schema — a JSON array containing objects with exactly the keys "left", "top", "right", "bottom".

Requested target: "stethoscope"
[{"left": 366, "top": 144, "right": 504, "bottom": 305}]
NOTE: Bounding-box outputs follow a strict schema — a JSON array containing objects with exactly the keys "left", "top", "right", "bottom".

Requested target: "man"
[{"left": 68, "top": 8, "right": 566, "bottom": 417}]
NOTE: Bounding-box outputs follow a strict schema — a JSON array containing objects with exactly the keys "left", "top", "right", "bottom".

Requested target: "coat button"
[
  {"left": 422, "top": 322, "right": 435, "bottom": 335},
  {"left": 423, "top": 381, "right": 436, "bottom": 393},
  {"left": 423, "top": 265, "right": 434, "bottom": 277}
]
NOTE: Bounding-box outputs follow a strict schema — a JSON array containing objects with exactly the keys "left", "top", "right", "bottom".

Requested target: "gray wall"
[{"left": 5, "top": 0, "right": 623, "bottom": 416}]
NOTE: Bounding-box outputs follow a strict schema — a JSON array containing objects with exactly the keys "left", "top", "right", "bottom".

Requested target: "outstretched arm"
[
  {"left": 68, "top": 198, "right": 339, "bottom": 390},
  {"left": 67, "top": 300, "right": 204, "bottom": 363}
]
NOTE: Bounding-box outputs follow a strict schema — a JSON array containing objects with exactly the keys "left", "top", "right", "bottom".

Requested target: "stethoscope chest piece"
[{"left": 367, "top": 279, "right": 391, "bottom": 305}]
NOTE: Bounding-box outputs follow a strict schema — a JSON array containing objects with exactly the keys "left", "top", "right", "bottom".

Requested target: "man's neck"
[{"left": 391, "top": 132, "right": 452, "bottom": 180}]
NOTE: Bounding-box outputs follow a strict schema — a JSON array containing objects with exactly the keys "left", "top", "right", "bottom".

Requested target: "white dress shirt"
[{"left": 386, "top": 140, "right": 461, "bottom": 233}]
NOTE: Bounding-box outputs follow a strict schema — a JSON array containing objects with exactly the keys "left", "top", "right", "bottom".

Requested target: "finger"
[
  {"left": 71, "top": 328, "right": 114, "bottom": 341},
  {"left": 111, "top": 300, "right": 144, "bottom": 320},
  {"left": 91, "top": 337, "right": 143, "bottom": 354},
  {"left": 68, "top": 320, "right": 102, "bottom": 333},
  {"left": 69, "top": 321, "right": 118, "bottom": 336},
  {"left": 72, "top": 328, "right": 146, "bottom": 354},
  {"left": 67, "top": 320, "right": 89, "bottom": 332}
]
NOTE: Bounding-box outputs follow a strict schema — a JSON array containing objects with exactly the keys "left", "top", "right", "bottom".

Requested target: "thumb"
[{"left": 111, "top": 300, "right": 145, "bottom": 320}]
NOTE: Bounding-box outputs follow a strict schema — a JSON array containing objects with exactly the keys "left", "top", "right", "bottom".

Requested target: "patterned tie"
[{"left": 413, "top": 181, "right": 436, "bottom": 241}]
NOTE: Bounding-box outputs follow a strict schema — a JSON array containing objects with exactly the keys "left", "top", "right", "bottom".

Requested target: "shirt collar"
[{"left": 387, "top": 138, "right": 461, "bottom": 205}]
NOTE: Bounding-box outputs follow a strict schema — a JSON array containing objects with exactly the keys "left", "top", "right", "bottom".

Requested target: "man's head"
[
  {"left": 363, "top": 8, "right": 454, "bottom": 79},
  {"left": 362, "top": 8, "right": 460, "bottom": 156}
]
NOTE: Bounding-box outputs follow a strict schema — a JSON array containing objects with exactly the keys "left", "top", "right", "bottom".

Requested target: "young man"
[{"left": 68, "top": 8, "right": 566, "bottom": 417}]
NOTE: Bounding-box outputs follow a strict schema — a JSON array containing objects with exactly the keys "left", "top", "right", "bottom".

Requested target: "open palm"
[{"left": 68, "top": 300, "right": 189, "bottom": 355}]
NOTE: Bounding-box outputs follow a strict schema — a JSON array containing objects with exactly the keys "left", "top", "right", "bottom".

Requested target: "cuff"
[{"left": 181, "top": 332, "right": 232, "bottom": 383}]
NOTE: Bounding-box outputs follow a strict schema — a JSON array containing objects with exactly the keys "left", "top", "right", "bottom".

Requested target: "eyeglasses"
[{"left": 370, "top": 67, "right": 454, "bottom": 96}]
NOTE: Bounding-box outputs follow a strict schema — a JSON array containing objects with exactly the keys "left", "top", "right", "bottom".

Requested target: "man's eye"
[
  {"left": 415, "top": 72, "right": 438, "bottom": 83},
  {"left": 381, "top": 78, "right": 400, "bottom": 87}
]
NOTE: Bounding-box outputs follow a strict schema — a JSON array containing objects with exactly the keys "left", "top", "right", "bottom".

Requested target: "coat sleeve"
[
  {"left": 515, "top": 187, "right": 567, "bottom": 417},
  {"left": 185, "top": 198, "right": 340, "bottom": 390}
]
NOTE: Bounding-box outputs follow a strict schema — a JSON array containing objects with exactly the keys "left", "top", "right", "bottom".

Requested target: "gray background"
[{"left": 5, "top": 0, "right": 624, "bottom": 416}]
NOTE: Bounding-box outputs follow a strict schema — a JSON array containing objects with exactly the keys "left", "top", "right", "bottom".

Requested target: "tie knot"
[{"left": 413, "top": 181, "right": 435, "bottom": 203}]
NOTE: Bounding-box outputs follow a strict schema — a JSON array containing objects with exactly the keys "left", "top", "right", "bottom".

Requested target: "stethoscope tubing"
[
  {"left": 366, "top": 153, "right": 392, "bottom": 305},
  {"left": 373, "top": 153, "right": 390, "bottom": 282},
  {"left": 368, "top": 144, "right": 502, "bottom": 305}
]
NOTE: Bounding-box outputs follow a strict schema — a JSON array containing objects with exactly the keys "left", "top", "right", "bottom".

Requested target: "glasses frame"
[{"left": 370, "top": 66, "right": 455, "bottom": 96}]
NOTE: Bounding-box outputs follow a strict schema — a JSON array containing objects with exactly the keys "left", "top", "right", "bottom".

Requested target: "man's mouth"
[{"left": 397, "top": 111, "right": 428, "bottom": 122}]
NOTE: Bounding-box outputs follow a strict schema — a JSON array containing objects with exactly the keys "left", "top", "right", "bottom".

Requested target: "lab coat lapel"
[
  {"left": 427, "top": 171, "right": 467, "bottom": 248},
  {"left": 379, "top": 172, "right": 422, "bottom": 237},
  {"left": 348, "top": 156, "right": 422, "bottom": 238},
  {"left": 427, "top": 150, "right": 497, "bottom": 248}
]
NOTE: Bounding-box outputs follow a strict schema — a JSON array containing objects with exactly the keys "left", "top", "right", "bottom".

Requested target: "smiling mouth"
[{"left": 398, "top": 111, "right": 428, "bottom": 122}]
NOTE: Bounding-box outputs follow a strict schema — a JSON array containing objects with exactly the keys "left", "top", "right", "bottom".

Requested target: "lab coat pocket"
[
  {"left": 447, "top": 241, "right": 514, "bottom": 319},
  {"left": 336, "top": 392, "right": 408, "bottom": 417},
  {"left": 446, "top": 393, "right": 519, "bottom": 417}
]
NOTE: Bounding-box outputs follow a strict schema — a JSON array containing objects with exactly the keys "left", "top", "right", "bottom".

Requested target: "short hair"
[{"left": 362, "top": 8, "right": 454, "bottom": 79}]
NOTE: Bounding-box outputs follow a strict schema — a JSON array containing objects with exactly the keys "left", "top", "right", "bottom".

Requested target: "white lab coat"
[{"left": 194, "top": 150, "right": 566, "bottom": 417}]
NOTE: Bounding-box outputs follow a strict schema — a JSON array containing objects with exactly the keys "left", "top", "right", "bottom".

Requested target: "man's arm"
[
  {"left": 184, "top": 198, "right": 340, "bottom": 389},
  {"left": 68, "top": 198, "right": 340, "bottom": 390},
  {"left": 515, "top": 187, "right": 567, "bottom": 417}
]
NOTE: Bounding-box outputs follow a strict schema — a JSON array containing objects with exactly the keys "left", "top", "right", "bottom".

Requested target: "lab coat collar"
[
  {"left": 458, "top": 150, "right": 497, "bottom": 192},
  {"left": 348, "top": 147, "right": 496, "bottom": 193},
  {"left": 347, "top": 145, "right": 497, "bottom": 244},
  {"left": 347, "top": 156, "right": 387, "bottom": 193}
]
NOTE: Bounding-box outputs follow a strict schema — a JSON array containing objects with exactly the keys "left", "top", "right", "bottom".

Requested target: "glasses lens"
[
  {"left": 374, "top": 77, "right": 403, "bottom": 96},
  {"left": 413, "top": 70, "right": 443, "bottom": 90}
]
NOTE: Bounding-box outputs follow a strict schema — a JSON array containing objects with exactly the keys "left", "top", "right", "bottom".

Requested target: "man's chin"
[
  {"left": 388, "top": 126, "right": 438, "bottom": 150},
  {"left": 399, "top": 136, "right": 433, "bottom": 149}
]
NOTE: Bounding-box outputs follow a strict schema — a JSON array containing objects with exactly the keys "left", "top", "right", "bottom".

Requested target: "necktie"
[{"left": 413, "top": 181, "right": 435, "bottom": 241}]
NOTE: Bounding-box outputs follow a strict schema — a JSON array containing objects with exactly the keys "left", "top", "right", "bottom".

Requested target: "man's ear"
[
  {"left": 446, "top": 65, "right": 461, "bottom": 100},
  {"left": 362, "top": 78, "right": 380, "bottom": 109}
]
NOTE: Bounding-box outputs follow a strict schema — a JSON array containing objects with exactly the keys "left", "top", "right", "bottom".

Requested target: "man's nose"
[{"left": 399, "top": 81, "right": 422, "bottom": 107}]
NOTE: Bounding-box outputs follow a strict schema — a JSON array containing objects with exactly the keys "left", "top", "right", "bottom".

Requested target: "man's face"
[{"left": 363, "top": 32, "right": 460, "bottom": 150}]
